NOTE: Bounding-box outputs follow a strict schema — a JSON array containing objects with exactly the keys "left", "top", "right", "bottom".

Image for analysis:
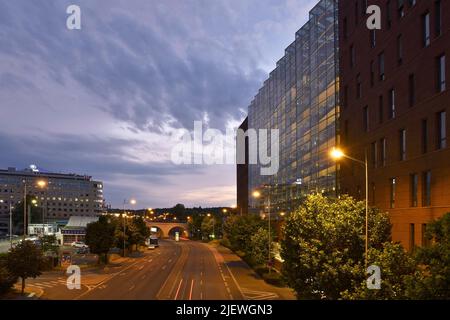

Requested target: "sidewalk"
[{"left": 208, "top": 243, "right": 296, "bottom": 300}]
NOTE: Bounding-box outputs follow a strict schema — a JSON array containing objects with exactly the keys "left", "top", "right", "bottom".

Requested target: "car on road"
[
  {"left": 147, "top": 244, "right": 156, "bottom": 250},
  {"left": 71, "top": 241, "right": 88, "bottom": 248}
]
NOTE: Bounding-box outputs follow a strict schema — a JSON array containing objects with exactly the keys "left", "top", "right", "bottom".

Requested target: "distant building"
[
  {"left": 247, "top": 0, "right": 340, "bottom": 215},
  {"left": 0, "top": 166, "right": 104, "bottom": 234},
  {"left": 61, "top": 215, "right": 99, "bottom": 244},
  {"left": 236, "top": 117, "right": 249, "bottom": 215},
  {"left": 338, "top": 0, "right": 450, "bottom": 250}
]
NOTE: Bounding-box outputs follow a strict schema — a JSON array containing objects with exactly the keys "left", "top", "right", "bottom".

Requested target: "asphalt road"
[{"left": 23, "top": 239, "right": 244, "bottom": 300}]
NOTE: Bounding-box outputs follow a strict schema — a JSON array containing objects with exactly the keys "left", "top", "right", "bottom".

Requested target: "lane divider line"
[{"left": 174, "top": 279, "right": 183, "bottom": 300}]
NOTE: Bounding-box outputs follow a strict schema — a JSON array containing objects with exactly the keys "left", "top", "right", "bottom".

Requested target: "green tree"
[
  {"left": 223, "top": 214, "right": 265, "bottom": 254},
  {"left": 0, "top": 253, "right": 17, "bottom": 296},
  {"left": 281, "top": 194, "right": 391, "bottom": 299},
  {"left": 404, "top": 213, "right": 450, "bottom": 299},
  {"left": 250, "top": 227, "right": 272, "bottom": 266},
  {"left": 85, "top": 216, "right": 116, "bottom": 264},
  {"left": 127, "top": 216, "right": 150, "bottom": 252},
  {"left": 201, "top": 216, "right": 215, "bottom": 239},
  {"left": 341, "top": 242, "right": 415, "bottom": 299},
  {"left": 7, "top": 241, "right": 44, "bottom": 294}
]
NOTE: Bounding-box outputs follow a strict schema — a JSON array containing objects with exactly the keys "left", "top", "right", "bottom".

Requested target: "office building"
[
  {"left": 0, "top": 166, "right": 104, "bottom": 234},
  {"left": 247, "top": 0, "right": 340, "bottom": 214},
  {"left": 338, "top": 0, "right": 450, "bottom": 250}
]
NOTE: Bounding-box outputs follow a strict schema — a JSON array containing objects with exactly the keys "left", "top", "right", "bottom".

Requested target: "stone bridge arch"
[{"left": 145, "top": 221, "right": 189, "bottom": 239}]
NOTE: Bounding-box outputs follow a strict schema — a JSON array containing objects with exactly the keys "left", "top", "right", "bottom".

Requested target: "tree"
[
  {"left": 127, "top": 216, "right": 150, "bottom": 252},
  {"left": 173, "top": 204, "right": 186, "bottom": 218},
  {"left": 85, "top": 216, "right": 116, "bottom": 264},
  {"left": 201, "top": 216, "right": 215, "bottom": 239},
  {"left": 7, "top": 241, "right": 44, "bottom": 294},
  {"left": 341, "top": 242, "right": 415, "bottom": 299},
  {"left": 250, "top": 227, "right": 272, "bottom": 266},
  {"left": 404, "top": 213, "right": 450, "bottom": 299},
  {"left": 223, "top": 214, "right": 265, "bottom": 254},
  {"left": 0, "top": 253, "right": 17, "bottom": 296},
  {"left": 281, "top": 194, "right": 391, "bottom": 299}
]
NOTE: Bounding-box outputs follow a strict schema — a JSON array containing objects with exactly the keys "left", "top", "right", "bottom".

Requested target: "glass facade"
[{"left": 248, "top": 0, "right": 339, "bottom": 214}]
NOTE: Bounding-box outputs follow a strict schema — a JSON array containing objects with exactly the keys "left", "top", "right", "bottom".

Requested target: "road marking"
[
  {"left": 28, "top": 292, "right": 35, "bottom": 298},
  {"left": 141, "top": 275, "right": 146, "bottom": 279},
  {"left": 168, "top": 259, "right": 172, "bottom": 263},
  {"left": 189, "top": 279, "right": 194, "bottom": 300},
  {"left": 138, "top": 265, "right": 144, "bottom": 271},
  {"left": 161, "top": 265, "right": 167, "bottom": 270},
  {"left": 174, "top": 279, "right": 183, "bottom": 300},
  {"left": 128, "top": 284, "right": 135, "bottom": 291}
]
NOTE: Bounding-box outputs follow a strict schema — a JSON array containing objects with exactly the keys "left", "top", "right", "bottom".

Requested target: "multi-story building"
[
  {"left": 247, "top": 0, "right": 340, "bottom": 214},
  {"left": 339, "top": 0, "right": 450, "bottom": 250},
  {"left": 0, "top": 166, "right": 104, "bottom": 233}
]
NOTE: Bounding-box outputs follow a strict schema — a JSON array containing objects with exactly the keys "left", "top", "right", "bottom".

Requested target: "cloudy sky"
[{"left": 0, "top": 0, "right": 317, "bottom": 208}]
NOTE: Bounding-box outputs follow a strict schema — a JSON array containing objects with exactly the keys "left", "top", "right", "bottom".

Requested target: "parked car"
[
  {"left": 76, "top": 246, "right": 89, "bottom": 254},
  {"left": 71, "top": 241, "right": 88, "bottom": 248},
  {"left": 147, "top": 244, "right": 156, "bottom": 250}
]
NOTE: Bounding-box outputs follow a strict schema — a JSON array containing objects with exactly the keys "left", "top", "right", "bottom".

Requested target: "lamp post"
[
  {"left": 122, "top": 198, "right": 136, "bottom": 256},
  {"left": 36, "top": 180, "right": 47, "bottom": 236},
  {"left": 330, "top": 147, "right": 369, "bottom": 268}
]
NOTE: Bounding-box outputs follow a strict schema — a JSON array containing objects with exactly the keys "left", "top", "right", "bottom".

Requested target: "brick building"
[{"left": 339, "top": 0, "right": 450, "bottom": 250}]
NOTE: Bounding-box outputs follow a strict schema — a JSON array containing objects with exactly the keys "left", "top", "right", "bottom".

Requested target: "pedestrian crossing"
[
  {"left": 241, "top": 288, "right": 279, "bottom": 300},
  {"left": 28, "top": 278, "right": 67, "bottom": 289}
]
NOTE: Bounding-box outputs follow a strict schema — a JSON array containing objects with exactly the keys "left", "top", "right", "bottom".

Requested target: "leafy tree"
[
  {"left": 201, "top": 216, "right": 216, "bottom": 239},
  {"left": 173, "top": 203, "right": 186, "bottom": 218},
  {"left": 127, "top": 216, "right": 150, "bottom": 251},
  {"left": 0, "top": 253, "right": 17, "bottom": 295},
  {"left": 41, "top": 235, "right": 59, "bottom": 255},
  {"left": 223, "top": 214, "right": 265, "bottom": 254},
  {"left": 250, "top": 227, "right": 272, "bottom": 266},
  {"left": 341, "top": 242, "right": 415, "bottom": 299},
  {"left": 188, "top": 214, "right": 203, "bottom": 240},
  {"left": 404, "top": 213, "right": 450, "bottom": 299},
  {"left": 7, "top": 241, "right": 44, "bottom": 294},
  {"left": 281, "top": 194, "right": 391, "bottom": 299},
  {"left": 85, "top": 216, "right": 116, "bottom": 264}
]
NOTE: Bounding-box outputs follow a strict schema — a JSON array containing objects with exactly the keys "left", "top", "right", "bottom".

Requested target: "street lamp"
[
  {"left": 330, "top": 147, "right": 369, "bottom": 268},
  {"left": 122, "top": 198, "right": 137, "bottom": 256},
  {"left": 36, "top": 180, "right": 47, "bottom": 236}
]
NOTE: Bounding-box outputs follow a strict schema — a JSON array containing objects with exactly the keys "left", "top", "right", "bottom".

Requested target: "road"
[{"left": 20, "top": 239, "right": 294, "bottom": 300}]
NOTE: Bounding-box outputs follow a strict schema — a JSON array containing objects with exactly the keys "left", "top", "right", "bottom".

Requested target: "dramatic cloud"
[{"left": 0, "top": 0, "right": 317, "bottom": 207}]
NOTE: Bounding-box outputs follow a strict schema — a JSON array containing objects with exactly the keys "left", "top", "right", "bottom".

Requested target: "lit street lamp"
[
  {"left": 123, "top": 198, "right": 137, "bottom": 256},
  {"left": 330, "top": 147, "right": 369, "bottom": 268}
]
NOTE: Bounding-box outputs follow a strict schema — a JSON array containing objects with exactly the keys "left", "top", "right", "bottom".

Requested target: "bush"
[
  {"left": 254, "top": 265, "right": 270, "bottom": 277},
  {"left": 220, "top": 238, "right": 231, "bottom": 248}
]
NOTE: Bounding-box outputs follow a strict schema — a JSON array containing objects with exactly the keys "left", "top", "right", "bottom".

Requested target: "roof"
[{"left": 64, "top": 216, "right": 99, "bottom": 228}]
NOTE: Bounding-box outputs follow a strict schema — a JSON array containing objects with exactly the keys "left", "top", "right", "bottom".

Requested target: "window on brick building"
[
  {"left": 380, "top": 138, "right": 387, "bottom": 166},
  {"left": 435, "top": 0, "right": 442, "bottom": 37},
  {"left": 437, "top": 111, "right": 447, "bottom": 149},
  {"left": 397, "top": 34, "right": 403, "bottom": 65},
  {"left": 356, "top": 73, "right": 362, "bottom": 98},
  {"left": 400, "top": 129, "right": 406, "bottom": 160},
  {"left": 388, "top": 88, "right": 396, "bottom": 119},
  {"left": 422, "top": 12, "right": 430, "bottom": 47},
  {"left": 437, "top": 54, "right": 446, "bottom": 92},
  {"left": 398, "top": 0, "right": 405, "bottom": 18},
  {"left": 422, "top": 171, "right": 431, "bottom": 206},
  {"left": 410, "top": 173, "right": 418, "bottom": 207}
]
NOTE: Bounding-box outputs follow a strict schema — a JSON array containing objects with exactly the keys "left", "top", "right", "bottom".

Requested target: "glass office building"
[{"left": 248, "top": 0, "right": 339, "bottom": 214}]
